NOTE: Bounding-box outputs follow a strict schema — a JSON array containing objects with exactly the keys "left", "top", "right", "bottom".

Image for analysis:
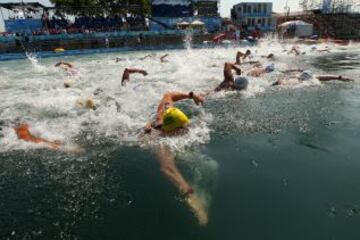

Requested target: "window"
[
  {"left": 263, "top": 4, "right": 267, "bottom": 13},
  {"left": 247, "top": 18, "right": 251, "bottom": 26},
  {"left": 257, "top": 18, "right": 261, "bottom": 24},
  {"left": 262, "top": 18, "right": 266, "bottom": 26},
  {"left": 248, "top": 5, "right": 251, "bottom": 13},
  {"left": 268, "top": 18, "right": 271, "bottom": 27},
  {"left": 252, "top": 18, "right": 255, "bottom": 26}
]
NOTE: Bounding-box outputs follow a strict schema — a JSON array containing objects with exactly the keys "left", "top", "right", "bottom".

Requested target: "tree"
[
  {"left": 299, "top": 0, "right": 322, "bottom": 11},
  {"left": 299, "top": 0, "right": 310, "bottom": 11}
]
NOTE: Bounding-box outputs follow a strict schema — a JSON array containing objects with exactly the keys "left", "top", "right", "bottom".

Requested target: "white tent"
[
  {"left": 279, "top": 20, "right": 314, "bottom": 37},
  {"left": 191, "top": 20, "right": 205, "bottom": 26},
  {"left": 177, "top": 21, "right": 190, "bottom": 26}
]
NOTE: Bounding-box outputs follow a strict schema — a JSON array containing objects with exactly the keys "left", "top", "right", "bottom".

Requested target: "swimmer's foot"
[{"left": 186, "top": 194, "right": 208, "bottom": 226}]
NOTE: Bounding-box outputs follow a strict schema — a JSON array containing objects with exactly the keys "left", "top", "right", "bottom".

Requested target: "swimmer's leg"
[
  {"left": 156, "top": 145, "right": 193, "bottom": 194},
  {"left": 155, "top": 145, "right": 208, "bottom": 225}
]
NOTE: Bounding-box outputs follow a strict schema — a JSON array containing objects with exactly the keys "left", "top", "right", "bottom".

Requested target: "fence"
[{"left": 0, "top": 30, "right": 185, "bottom": 43}]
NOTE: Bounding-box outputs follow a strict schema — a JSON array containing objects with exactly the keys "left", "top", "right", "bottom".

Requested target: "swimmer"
[
  {"left": 63, "top": 79, "right": 75, "bottom": 88},
  {"left": 261, "top": 53, "right": 275, "bottom": 59},
  {"left": 288, "top": 46, "right": 301, "bottom": 56},
  {"left": 160, "top": 54, "right": 169, "bottom": 63},
  {"left": 247, "top": 63, "right": 275, "bottom": 77},
  {"left": 145, "top": 91, "right": 204, "bottom": 133},
  {"left": 55, "top": 61, "right": 77, "bottom": 75},
  {"left": 272, "top": 70, "right": 353, "bottom": 86},
  {"left": 140, "top": 53, "right": 156, "bottom": 61},
  {"left": 76, "top": 97, "right": 96, "bottom": 110},
  {"left": 312, "top": 46, "right": 330, "bottom": 53},
  {"left": 143, "top": 91, "right": 208, "bottom": 225},
  {"left": 280, "top": 68, "right": 304, "bottom": 74},
  {"left": 235, "top": 50, "right": 252, "bottom": 64},
  {"left": 55, "top": 61, "right": 74, "bottom": 69},
  {"left": 214, "top": 62, "right": 247, "bottom": 92},
  {"left": 64, "top": 82, "right": 71, "bottom": 88},
  {"left": 13, "top": 123, "right": 62, "bottom": 150},
  {"left": 115, "top": 57, "right": 125, "bottom": 62},
  {"left": 121, "top": 68, "right": 148, "bottom": 86}
]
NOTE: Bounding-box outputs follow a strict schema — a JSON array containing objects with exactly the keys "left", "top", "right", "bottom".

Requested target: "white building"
[{"left": 231, "top": 1, "right": 277, "bottom": 31}]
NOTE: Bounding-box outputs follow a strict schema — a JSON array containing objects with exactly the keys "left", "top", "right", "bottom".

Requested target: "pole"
[
  {"left": 0, "top": 6, "right": 5, "bottom": 22},
  {"left": 0, "top": 6, "right": 5, "bottom": 32},
  {"left": 284, "top": 0, "right": 289, "bottom": 16}
]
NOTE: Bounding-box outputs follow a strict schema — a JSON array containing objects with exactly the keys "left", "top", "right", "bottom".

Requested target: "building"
[
  {"left": 0, "top": 2, "right": 50, "bottom": 33},
  {"left": 149, "top": 0, "right": 221, "bottom": 33},
  {"left": 231, "top": 1, "right": 277, "bottom": 31}
]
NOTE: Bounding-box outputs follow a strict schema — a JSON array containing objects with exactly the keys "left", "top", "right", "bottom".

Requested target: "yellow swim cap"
[{"left": 162, "top": 107, "right": 189, "bottom": 132}]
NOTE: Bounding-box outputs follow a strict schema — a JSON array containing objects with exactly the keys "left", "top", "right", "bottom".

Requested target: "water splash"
[
  {"left": 0, "top": 40, "right": 359, "bottom": 153},
  {"left": 184, "top": 29, "right": 193, "bottom": 51},
  {"left": 25, "top": 52, "right": 48, "bottom": 73}
]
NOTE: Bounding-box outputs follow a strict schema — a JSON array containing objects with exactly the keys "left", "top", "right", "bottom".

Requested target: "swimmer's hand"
[
  {"left": 191, "top": 92, "right": 205, "bottom": 106},
  {"left": 144, "top": 122, "right": 153, "bottom": 134},
  {"left": 339, "top": 76, "right": 354, "bottom": 82},
  {"left": 141, "top": 70, "right": 148, "bottom": 76},
  {"left": 153, "top": 120, "right": 163, "bottom": 129}
]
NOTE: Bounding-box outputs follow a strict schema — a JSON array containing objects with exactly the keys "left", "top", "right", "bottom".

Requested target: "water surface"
[{"left": 1, "top": 41, "right": 360, "bottom": 240}]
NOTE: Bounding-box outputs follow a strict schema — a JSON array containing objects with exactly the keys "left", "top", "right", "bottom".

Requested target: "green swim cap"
[{"left": 162, "top": 107, "right": 190, "bottom": 132}]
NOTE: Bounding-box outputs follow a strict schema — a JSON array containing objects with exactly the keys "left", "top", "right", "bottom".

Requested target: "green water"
[{"left": 1, "top": 46, "right": 360, "bottom": 239}]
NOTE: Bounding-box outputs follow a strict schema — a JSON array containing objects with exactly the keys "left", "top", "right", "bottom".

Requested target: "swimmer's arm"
[
  {"left": 225, "top": 62, "right": 242, "bottom": 75},
  {"left": 160, "top": 54, "right": 169, "bottom": 63},
  {"left": 140, "top": 54, "right": 152, "bottom": 60},
  {"left": 166, "top": 92, "right": 204, "bottom": 105},
  {"left": 316, "top": 75, "right": 353, "bottom": 82},
  {"left": 121, "top": 68, "right": 148, "bottom": 86},
  {"left": 236, "top": 51, "right": 244, "bottom": 64}
]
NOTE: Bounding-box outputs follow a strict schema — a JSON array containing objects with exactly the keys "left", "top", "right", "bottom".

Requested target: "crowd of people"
[
  {"left": 0, "top": 42, "right": 355, "bottom": 226},
  {"left": 0, "top": 13, "right": 146, "bottom": 37},
  {"left": 43, "top": 14, "right": 146, "bottom": 35}
]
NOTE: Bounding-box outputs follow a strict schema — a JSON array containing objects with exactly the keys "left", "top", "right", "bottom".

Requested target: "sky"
[{"left": 0, "top": 0, "right": 302, "bottom": 31}]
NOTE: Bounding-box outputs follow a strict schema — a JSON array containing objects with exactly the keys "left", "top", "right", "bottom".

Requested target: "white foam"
[{"left": 0, "top": 40, "right": 359, "bottom": 152}]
